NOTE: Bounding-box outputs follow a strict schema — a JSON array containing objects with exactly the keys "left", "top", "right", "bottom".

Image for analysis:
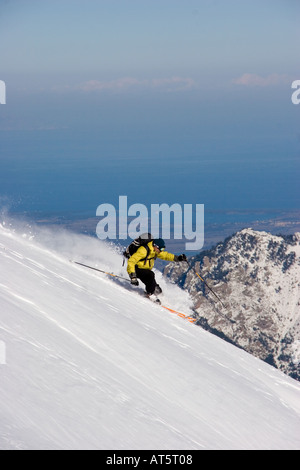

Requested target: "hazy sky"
[
  {"left": 1, "top": 1, "right": 299, "bottom": 139},
  {"left": 0, "top": 0, "right": 299, "bottom": 216},
  {"left": 1, "top": 0, "right": 299, "bottom": 89}
]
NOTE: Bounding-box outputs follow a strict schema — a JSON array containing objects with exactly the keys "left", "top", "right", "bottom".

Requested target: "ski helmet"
[{"left": 153, "top": 238, "right": 166, "bottom": 251}]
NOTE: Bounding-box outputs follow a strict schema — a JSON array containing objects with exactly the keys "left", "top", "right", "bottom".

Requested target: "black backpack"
[{"left": 123, "top": 233, "right": 153, "bottom": 261}]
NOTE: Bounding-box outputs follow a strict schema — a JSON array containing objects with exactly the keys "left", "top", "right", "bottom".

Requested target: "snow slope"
[{"left": 0, "top": 222, "right": 300, "bottom": 450}]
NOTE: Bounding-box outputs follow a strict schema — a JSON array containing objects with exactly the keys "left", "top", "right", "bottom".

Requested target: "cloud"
[
  {"left": 80, "top": 77, "right": 142, "bottom": 92},
  {"left": 77, "top": 76, "right": 196, "bottom": 93},
  {"left": 232, "top": 73, "right": 290, "bottom": 87},
  {"left": 150, "top": 76, "right": 196, "bottom": 92}
]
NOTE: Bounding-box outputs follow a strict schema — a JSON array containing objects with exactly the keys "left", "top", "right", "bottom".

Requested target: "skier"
[{"left": 127, "top": 238, "right": 187, "bottom": 298}]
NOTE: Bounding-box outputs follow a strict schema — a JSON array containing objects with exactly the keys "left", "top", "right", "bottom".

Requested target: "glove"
[
  {"left": 129, "top": 273, "right": 139, "bottom": 286},
  {"left": 174, "top": 254, "right": 187, "bottom": 262}
]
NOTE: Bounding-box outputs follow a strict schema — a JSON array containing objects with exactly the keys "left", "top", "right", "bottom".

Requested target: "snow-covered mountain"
[
  {"left": 164, "top": 229, "right": 300, "bottom": 381},
  {"left": 0, "top": 222, "right": 300, "bottom": 450}
]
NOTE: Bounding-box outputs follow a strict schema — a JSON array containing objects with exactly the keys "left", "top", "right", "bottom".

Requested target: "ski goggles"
[{"left": 153, "top": 244, "right": 165, "bottom": 252}]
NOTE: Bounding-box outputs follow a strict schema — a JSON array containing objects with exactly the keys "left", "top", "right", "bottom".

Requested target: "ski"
[
  {"left": 144, "top": 294, "right": 196, "bottom": 323},
  {"left": 72, "top": 260, "right": 197, "bottom": 324},
  {"left": 160, "top": 305, "right": 197, "bottom": 323}
]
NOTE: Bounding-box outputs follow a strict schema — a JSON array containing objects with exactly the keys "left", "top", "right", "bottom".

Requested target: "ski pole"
[
  {"left": 186, "top": 261, "right": 227, "bottom": 309},
  {"left": 185, "top": 261, "right": 236, "bottom": 324},
  {"left": 72, "top": 261, "right": 131, "bottom": 282}
]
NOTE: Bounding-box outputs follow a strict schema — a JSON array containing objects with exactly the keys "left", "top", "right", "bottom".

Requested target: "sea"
[{"left": 1, "top": 129, "right": 299, "bottom": 254}]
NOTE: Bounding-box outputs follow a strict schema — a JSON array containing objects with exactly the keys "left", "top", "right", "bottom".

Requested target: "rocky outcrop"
[{"left": 164, "top": 229, "right": 300, "bottom": 381}]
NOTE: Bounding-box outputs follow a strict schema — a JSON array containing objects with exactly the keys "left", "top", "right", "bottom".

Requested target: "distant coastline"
[{"left": 6, "top": 208, "right": 299, "bottom": 255}]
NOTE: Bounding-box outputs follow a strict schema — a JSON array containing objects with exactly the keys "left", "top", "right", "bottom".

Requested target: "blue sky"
[
  {"left": 0, "top": 0, "right": 299, "bottom": 220},
  {"left": 1, "top": 0, "right": 299, "bottom": 89}
]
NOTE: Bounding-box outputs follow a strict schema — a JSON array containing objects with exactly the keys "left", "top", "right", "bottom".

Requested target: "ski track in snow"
[{"left": 0, "top": 222, "right": 300, "bottom": 450}]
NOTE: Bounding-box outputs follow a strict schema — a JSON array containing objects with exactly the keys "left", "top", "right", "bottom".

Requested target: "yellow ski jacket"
[{"left": 127, "top": 241, "right": 175, "bottom": 274}]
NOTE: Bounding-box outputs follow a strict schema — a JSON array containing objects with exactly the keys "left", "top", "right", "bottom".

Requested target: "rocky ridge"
[{"left": 164, "top": 229, "right": 300, "bottom": 381}]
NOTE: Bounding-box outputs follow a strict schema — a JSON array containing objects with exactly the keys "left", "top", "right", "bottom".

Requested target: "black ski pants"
[{"left": 135, "top": 267, "right": 158, "bottom": 295}]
